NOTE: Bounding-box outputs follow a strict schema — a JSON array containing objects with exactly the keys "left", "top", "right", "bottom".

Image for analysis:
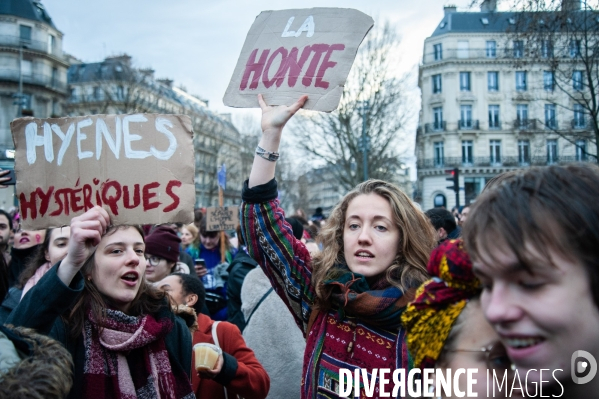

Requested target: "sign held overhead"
[
  {"left": 224, "top": 8, "right": 374, "bottom": 112},
  {"left": 11, "top": 114, "right": 196, "bottom": 229}
]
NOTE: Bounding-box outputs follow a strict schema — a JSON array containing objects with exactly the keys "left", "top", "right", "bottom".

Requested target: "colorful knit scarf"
[
  {"left": 82, "top": 308, "right": 194, "bottom": 399},
  {"left": 322, "top": 265, "right": 415, "bottom": 331},
  {"left": 401, "top": 239, "right": 481, "bottom": 369}
]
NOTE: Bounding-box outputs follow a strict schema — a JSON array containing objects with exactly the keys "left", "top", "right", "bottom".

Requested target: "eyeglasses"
[
  {"left": 446, "top": 342, "right": 515, "bottom": 371},
  {"left": 144, "top": 255, "right": 164, "bottom": 266}
]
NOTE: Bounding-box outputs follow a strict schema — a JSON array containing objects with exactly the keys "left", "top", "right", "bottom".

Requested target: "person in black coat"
[{"left": 8, "top": 207, "right": 194, "bottom": 399}]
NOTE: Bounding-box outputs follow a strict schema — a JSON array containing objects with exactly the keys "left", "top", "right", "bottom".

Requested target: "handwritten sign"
[
  {"left": 223, "top": 8, "right": 374, "bottom": 112},
  {"left": 206, "top": 206, "right": 239, "bottom": 232},
  {"left": 11, "top": 114, "right": 195, "bottom": 229}
]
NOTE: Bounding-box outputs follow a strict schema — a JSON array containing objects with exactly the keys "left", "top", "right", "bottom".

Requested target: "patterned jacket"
[{"left": 241, "top": 179, "right": 411, "bottom": 399}]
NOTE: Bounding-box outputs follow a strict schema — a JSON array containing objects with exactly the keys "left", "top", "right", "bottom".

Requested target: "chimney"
[
  {"left": 105, "top": 54, "right": 132, "bottom": 67},
  {"left": 444, "top": 5, "right": 457, "bottom": 15},
  {"left": 156, "top": 78, "right": 173, "bottom": 88},
  {"left": 480, "top": 0, "right": 497, "bottom": 12},
  {"left": 562, "top": 0, "right": 581, "bottom": 11},
  {"left": 139, "top": 68, "right": 155, "bottom": 79}
]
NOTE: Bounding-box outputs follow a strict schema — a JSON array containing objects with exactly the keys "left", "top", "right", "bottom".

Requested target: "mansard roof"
[{"left": 0, "top": 0, "right": 57, "bottom": 29}]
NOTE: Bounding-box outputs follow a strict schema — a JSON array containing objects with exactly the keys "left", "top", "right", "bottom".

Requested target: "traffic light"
[{"left": 445, "top": 168, "right": 460, "bottom": 208}]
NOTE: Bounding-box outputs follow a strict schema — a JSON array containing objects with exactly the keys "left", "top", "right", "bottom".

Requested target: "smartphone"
[
  {"left": 194, "top": 258, "right": 206, "bottom": 267},
  {"left": 2, "top": 170, "right": 15, "bottom": 185}
]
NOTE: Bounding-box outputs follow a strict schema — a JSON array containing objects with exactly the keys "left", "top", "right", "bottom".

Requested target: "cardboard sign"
[
  {"left": 206, "top": 206, "right": 239, "bottom": 232},
  {"left": 223, "top": 8, "right": 374, "bottom": 112},
  {"left": 11, "top": 114, "right": 195, "bottom": 229}
]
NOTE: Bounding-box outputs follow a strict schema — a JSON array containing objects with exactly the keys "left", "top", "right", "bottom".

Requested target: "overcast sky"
[
  {"left": 42, "top": 0, "right": 477, "bottom": 112},
  {"left": 41, "top": 0, "right": 475, "bottom": 176}
]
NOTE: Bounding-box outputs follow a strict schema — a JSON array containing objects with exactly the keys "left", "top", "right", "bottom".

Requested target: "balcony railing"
[
  {"left": 458, "top": 119, "right": 479, "bottom": 130},
  {"left": 489, "top": 121, "right": 502, "bottom": 130},
  {"left": 0, "top": 68, "right": 67, "bottom": 92},
  {"left": 424, "top": 122, "right": 446, "bottom": 133},
  {"left": 571, "top": 119, "right": 590, "bottom": 129},
  {"left": 513, "top": 119, "right": 537, "bottom": 130},
  {"left": 0, "top": 35, "right": 61, "bottom": 56},
  {"left": 417, "top": 155, "right": 590, "bottom": 169},
  {"left": 423, "top": 45, "right": 586, "bottom": 65}
]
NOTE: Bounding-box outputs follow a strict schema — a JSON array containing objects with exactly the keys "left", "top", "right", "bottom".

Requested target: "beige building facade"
[{"left": 416, "top": 3, "right": 596, "bottom": 210}]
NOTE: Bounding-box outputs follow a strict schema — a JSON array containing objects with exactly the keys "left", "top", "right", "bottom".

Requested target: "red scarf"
[{"left": 83, "top": 308, "right": 194, "bottom": 399}]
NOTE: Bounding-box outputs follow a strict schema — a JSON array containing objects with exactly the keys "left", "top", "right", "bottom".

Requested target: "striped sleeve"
[{"left": 240, "top": 196, "right": 314, "bottom": 336}]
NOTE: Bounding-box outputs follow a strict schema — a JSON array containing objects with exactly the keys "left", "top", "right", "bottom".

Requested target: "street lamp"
[
  {"left": 12, "top": 44, "right": 28, "bottom": 117},
  {"left": 358, "top": 100, "right": 370, "bottom": 181}
]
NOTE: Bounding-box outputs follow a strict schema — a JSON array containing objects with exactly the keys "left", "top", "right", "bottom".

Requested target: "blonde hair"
[
  {"left": 311, "top": 179, "right": 436, "bottom": 311},
  {"left": 180, "top": 223, "right": 199, "bottom": 249}
]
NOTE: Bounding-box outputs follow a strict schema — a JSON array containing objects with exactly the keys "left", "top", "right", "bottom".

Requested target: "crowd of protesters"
[{"left": 0, "top": 94, "right": 597, "bottom": 399}]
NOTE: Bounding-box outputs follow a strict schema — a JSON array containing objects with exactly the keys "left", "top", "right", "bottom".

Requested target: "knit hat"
[
  {"left": 401, "top": 239, "right": 481, "bottom": 369},
  {"left": 144, "top": 226, "right": 181, "bottom": 263}
]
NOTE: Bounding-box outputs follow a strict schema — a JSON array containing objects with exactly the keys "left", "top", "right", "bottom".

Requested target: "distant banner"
[
  {"left": 11, "top": 114, "right": 195, "bottom": 229},
  {"left": 206, "top": 206, "right": 239, "bottom": 232},
  {"left": 224, "top": 8, "right": 374, "bottom": 112}
]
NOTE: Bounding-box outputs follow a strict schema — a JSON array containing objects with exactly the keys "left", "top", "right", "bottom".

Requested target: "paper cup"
[{"left": 193, "top": 343, "right": 222, "bottom": 371}]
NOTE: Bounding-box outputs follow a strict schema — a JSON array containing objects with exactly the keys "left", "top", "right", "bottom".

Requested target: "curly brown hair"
[{"left": 311, "top": 179, "right": 436, "bottom": 311}]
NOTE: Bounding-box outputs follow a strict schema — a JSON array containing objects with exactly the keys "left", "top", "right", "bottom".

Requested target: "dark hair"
[
  {"left": 463, "top": 164, "right": 599, "bottom": 308},
  {"left": 0, "top": 209, "right": 13, "bottom": 231},
  {"left": 17, "top": 227, "right": 60, "bottom": 289},
  {"left": 67, "top": 225, "right": 167, "bottom": 337},
  {"left": 285, "top": 217, "right": 304, "bottom": 240},
  {"left": 236, "top": 224, "right": 245, "bottom": 247},
  {"left": 173, "top": 272, "right": 206, "bottom": 315},
  {"left": 425, "top": 208, "right": 457, "bottom": 235},
  {"left": 0, "top": 251, "right": 8, "bottom": 302},
  {"left": 199, "top": 218, "right": 218, "bottom": 238}
]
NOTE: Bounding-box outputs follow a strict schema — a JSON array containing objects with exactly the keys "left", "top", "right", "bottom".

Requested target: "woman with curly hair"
[
  {"left": 240, "top": 95, "right": 436, "bottom": 399},
  {"left": 8, "top": 207, "right": 194, "bottom": 399}
]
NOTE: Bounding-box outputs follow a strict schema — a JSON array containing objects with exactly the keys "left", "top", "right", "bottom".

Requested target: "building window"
[
  {"left": 93, "top": 86, "right": 100, "bottom": 100},
  {"left": 460, "top": 72, "right": 471, "bottom": 91},
  {"left": 518, "top": 140, "right": 530, "bottom": 165},
  {"left": 460, "top": 105, "right": 473, "bottom": 129},
  {"left": 573, "top": 70, "right": 583, "bottom": 90},
  {"left": 434, "top": 142, "right": 444, "bottom": 167},
  {"left": 462, "top": 140, "right": 474, "bottom": 165},
  {"left": 47, "top": 34, "right": 55, "bottom": 54},
  {"left": 513, "top": 40, "right": 524, "bottom": 58},
  {"left": 516, "top": 104, "right": 529, "bottom": 128},
  {"left": 547, "top": 139, "right": 558, "bottom": 164},
  {"left": 573, "top": 103, "right": 585, "bottom": 128},
  {"left": 516, "top": 71, "right": 527, "bottom": 91},
  {"left": 434, "top": 194, "right": 446, "bottom": 208},
  {"left": 490, "top": 140, "right": 502, "bottom": 165},
  {"left": 51, "top": 67, "right": 58, "bottom": 87},
  {"left": 19, "top": 25, "right": 32, "bottom": 42},
  {"left": 487, "top": 71, "right": 499, "bottom": 91},
  {"left": 545, "top": 104, "right": 556, "bottom": 129},
  {"left": 457, "top": 41, "right": 469, "bottom": 58},
  {"left": 21, "top": 60, "right": 32, "bottom": 77},
  {"left": 433, "top": 107, "right": 443, "bottom": 130},
  {"left": 489, "top": 105, "right": 500, "bottom": 129},
  {"left": 433, "top": 43, "right": 443, "bottom": 60},
  {"left": 543, "top": 71, "right": 554, "bottom": 91},
  {"left": 541, "top": 40, "right": 553, "bottom": 58},
  {"left": 576, "top": 140, "right": 587, "bottom": 161},
  {"left": 569, "top": 40, "right": 581, "bottom": 58},
  {"left": 486, "top": 40, "right": 496, "bottom": 58},
  {"left": 432, "top": 74, "right": 442, "bottom": 94}
]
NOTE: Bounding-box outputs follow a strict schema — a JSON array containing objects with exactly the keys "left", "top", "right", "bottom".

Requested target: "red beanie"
[{"left": 145, "top": 226, "right": 181, "bottom": 263}]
